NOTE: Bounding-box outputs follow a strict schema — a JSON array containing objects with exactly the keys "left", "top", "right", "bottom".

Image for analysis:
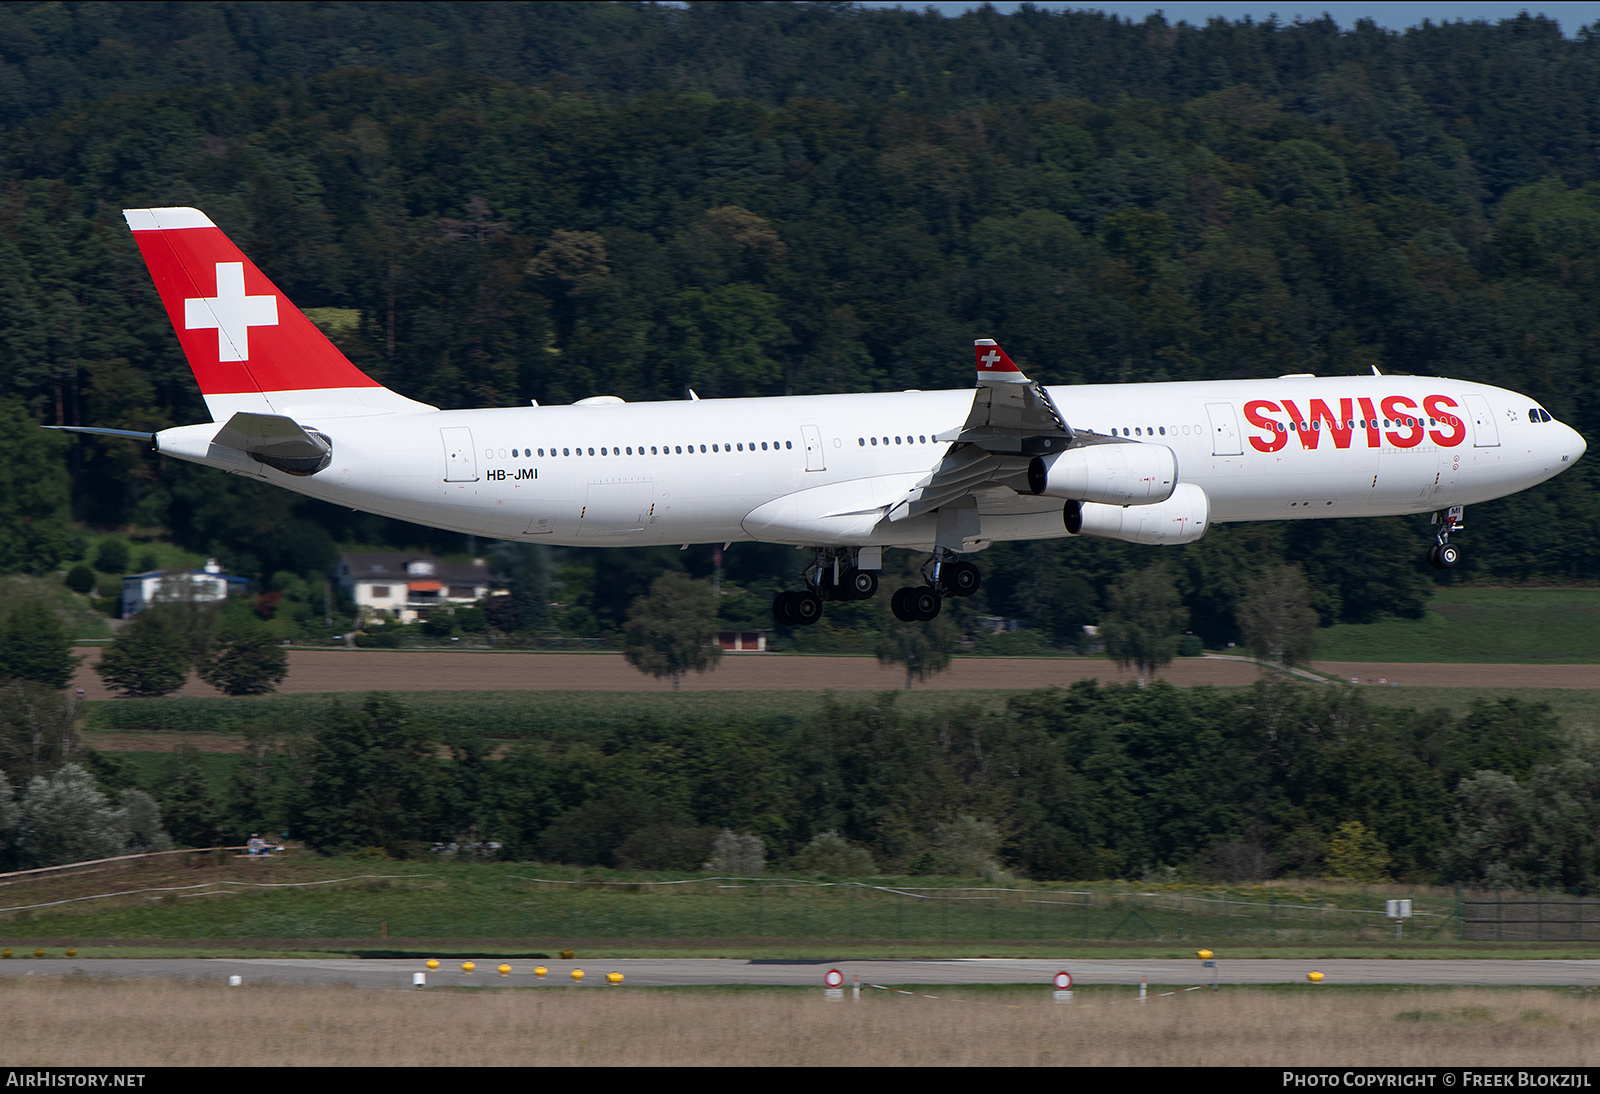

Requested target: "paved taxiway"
[{"left": 2, "top": 958, "right": 1598, "bottom": 989}]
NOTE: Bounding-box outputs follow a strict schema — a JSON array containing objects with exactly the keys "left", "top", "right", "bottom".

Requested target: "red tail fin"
[{"left": 124, "top": 208, "right": 427, "bottom": 419}]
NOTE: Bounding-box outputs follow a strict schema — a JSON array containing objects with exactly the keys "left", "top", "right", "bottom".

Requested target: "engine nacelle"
[
  {"left": 1063, "top": 482, "right": 1210, "bottom": 545},
  {"left": 1028, "top": 443, "right": 1177, "bottom": 506}
]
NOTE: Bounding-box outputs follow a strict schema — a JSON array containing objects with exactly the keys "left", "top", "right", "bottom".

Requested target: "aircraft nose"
[{"left": 1572, "top": 426, "right": 1588, "bottom": 464}]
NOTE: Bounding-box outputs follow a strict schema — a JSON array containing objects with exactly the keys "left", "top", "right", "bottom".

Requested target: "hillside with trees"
[{"left": 2, "top": 2, "right": 1598, "bottom": 648}]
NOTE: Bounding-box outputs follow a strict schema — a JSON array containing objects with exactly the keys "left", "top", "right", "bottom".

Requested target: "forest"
[
  {"left": 1, "top": 2, "right": 1598, "bottom": 647},
  {"left": 4, "top": 680, "right": 1595, "bottom": 891},
  {"left": 2, "top": 4, "right": 1600, "bottom": 884}
]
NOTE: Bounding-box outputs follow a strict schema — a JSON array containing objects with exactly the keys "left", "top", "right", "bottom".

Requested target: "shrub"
[{"left": 793, "top": 830, "right": 875, "bottom": 876}]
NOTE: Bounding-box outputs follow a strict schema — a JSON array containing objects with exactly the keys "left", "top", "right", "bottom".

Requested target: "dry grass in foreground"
[{"left": 2, "top": 980, "right": 1598, "bottom": 1067}]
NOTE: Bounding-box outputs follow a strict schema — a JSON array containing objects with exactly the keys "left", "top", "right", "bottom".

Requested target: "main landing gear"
[
  {"left": 772, "top": 549, "right": 879, "bottom": 627},
  {"left": 889, "top": 550, "right": 981, "bottom": 622},
  {"left": 1428, "top": 506, "right": 1464, "bottom": 570},
  {"left": 770, "top": 548, "right": 981, "bottom": 626}
]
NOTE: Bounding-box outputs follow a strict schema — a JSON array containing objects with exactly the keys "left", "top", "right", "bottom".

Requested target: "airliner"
[{"left": 55, "top": 208, "right": 1588, "bottom": 626}]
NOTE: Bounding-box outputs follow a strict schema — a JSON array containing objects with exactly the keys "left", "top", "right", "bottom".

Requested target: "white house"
[
  {"left": 336, "top": 552, "right": 492, "bottom": 623},
  {"left": 122, "top": 559, "right": 248, "bottom": 617}
]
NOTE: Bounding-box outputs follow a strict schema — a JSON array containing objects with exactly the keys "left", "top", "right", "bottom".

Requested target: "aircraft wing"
[
  {"left": 886, "top": 339, "right": 1124, "bottom": 523},
  {"left": 938, "top": 338, "right": 1073, "bottom": 456}
]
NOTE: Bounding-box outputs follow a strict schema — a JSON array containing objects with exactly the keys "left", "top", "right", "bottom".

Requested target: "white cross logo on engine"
[
  {"left": 980, "top": 350, "right": 1002, "bottom": 368},
  {"left": 184, "top": 262, "right": 278, "bottom": 362}
]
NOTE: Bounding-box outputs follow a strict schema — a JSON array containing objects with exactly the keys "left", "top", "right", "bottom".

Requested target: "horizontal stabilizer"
[
  {"left": 42, "top": 425, "right": 156, "bottom": 445},
  {"left": 212, "top": 412, "right": 332, "bottom": 477}
]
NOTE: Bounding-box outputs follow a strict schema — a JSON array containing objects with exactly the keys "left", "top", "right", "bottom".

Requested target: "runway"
[{"left": 4, "top": 957, "right": 1599, "bottom": 989}]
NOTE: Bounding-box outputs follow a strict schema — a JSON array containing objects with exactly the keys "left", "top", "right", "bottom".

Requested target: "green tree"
[
  {"left": 0, "top": 772, "right": 19, "bottom": 869},
  {"left": 1237, "top": 563, "right": 1320, "bottom": 675},
  {"left": 94, "top": 609, "right": 191, "bottom": 697},
  {"left": 1324, "top": 820, "right": 1392, "bottom": 882},
  {"left": 1101, "top": 563, "right": 1188, "bottom": 687},
  {"left": 93, "top": 539, "right": 130, "bottom": 575},
  {"left": 488, "top": 542, "right": 550, "bottom": 634},
  {"left": 16, "top": 763, "right": 126, "bottom": 867},
  {"left": 0, "top": 681, "right": 78, "bottom": 787},
  {"left": 0, "top": 398, "right": 74, "bottom": 575},
  {"left": 159, "top": 754, "right": 223, "bottom": 848},
  {"left": 201, "top": 626, "right": 289, "bottom": 696},
  {"left": 875, "top": 613, "right": 957, "bottom": 689},
  {"left": 0, "top": 600, "right": 78, "bottom": 689},
  {"left": 291, "top": 694, "right": 443, "bottom": 855},
  {"left": 121, "top": 788, "right": 173, "bottom": 853},
  {"left": 622, "top": 572, "right": 722, "bottom": 690}
]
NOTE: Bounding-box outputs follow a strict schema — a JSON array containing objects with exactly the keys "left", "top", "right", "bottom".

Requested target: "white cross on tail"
[{"left": 185, "top": 262, "right": 278, "bottom": 362}]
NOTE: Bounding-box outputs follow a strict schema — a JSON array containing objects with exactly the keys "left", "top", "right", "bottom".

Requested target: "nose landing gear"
[{"left": 1428, "top": 506, "right": 1464, "bottom": 570}]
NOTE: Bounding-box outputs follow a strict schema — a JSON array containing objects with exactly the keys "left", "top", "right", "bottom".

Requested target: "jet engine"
[
  {"left": 1028, "top": 443, "right": 1177, "bottom": 506},
  {"left": 1063, "top": 482, "right": 1209, "bottom": 545}
]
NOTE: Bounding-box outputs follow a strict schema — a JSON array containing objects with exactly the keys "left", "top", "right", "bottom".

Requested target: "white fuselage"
[{"left": 156, "top": 374, "right": 1586, "bottom": 553}]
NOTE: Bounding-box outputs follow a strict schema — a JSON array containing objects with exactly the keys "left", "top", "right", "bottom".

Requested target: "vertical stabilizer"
[{"left": 124, "top": 208, "right": 431, "bottom": 420}]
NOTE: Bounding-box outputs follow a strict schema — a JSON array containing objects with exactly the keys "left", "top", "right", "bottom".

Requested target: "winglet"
[{"left": 974, "top": 339, "right": 1029, "bottom": 386}]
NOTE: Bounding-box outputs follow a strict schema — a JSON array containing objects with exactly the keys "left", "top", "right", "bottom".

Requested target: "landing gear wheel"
[
  {"left": 1428, "top": 542, "right": 1461, "bottom": 570},
  {"left": 891, "top": 587, "right": 917, "bottom": 622},
  {"left": 909, "top": 585, "right": 942, "bottom": 621},
  {"left": 846, "top": 569, "right": 879, "bottom": 600},
  {"left": 943, "top": 561, "right": 980, "bottom": 598},
  {"left": 773, "top": 591, "right": 799, "bottom": 626},
  {"left": 792, "top": 591, "right": 824, "bottom": 626}
]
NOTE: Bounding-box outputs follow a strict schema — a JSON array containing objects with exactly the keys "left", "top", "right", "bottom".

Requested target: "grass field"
[
  {"left": 2, "top": 979, "right": 1596, "bottom": 1066},
  {"left": 1315, "top": 587, "right": 1600, "bottom": 662},
  {"left": 0, "top": 855, "right": 1538, "bottom": 955}
]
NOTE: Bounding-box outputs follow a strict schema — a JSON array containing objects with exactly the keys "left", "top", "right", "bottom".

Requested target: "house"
[
  {"left": 716, "top": 631, "right": 768, "bottom": 652},
  {"left": 337, "top": 552, "right": 492, "bottom": 623},
  {"left": 122, "top": 559, "right": 248, "bottom": 617}
]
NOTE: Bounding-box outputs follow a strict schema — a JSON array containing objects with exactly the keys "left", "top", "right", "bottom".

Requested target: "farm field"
[
  {"left": 1314, "top": 587, "right": 1600, "bottom": 663},
  {"left": 70, "top": 645, "right": 1600, "bottom": 706},
  {"left": 69, "top": 646, "right": 1271, "bottom": 699},
  {"left": 2, "top": 979, "right": 1597, "bottom": 1066}
]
